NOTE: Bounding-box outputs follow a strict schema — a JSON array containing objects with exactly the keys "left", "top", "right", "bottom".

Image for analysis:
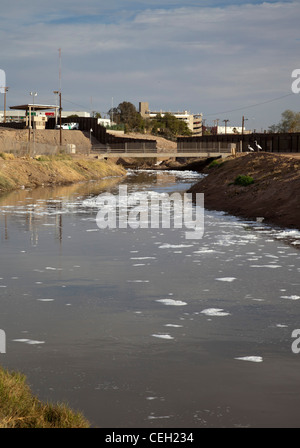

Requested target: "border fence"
[
  {"left": 46, "top": 117, "right": 157, "bottom": 150},
  {"left": 177, "top": 133, "right": 300, "bottom": 153}
]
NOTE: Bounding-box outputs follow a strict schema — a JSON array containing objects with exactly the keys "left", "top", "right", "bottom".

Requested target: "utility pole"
[
  {"left": 223, "top": 119, "right": 229, "bottom": 134},
  {"left": 242, "top": 116, "right": 248, "bottom": 135},
  {"left": 3, "top": 87, "right": 8, "bottom": 123},
  {"left": 59, "top": 91, "right": 62, "bottom": 145},
  {"left": 54, "top": 90, "right": 62, "bottom": 145},
  {"left": 213, "top": 118, "right": 220, "bottom": 135},
  {"left": 29, "top": 91, "right": 37, "bottom": 142}
]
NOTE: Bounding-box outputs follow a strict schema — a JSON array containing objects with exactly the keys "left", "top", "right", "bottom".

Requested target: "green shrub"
[
  {"left": 233, "top": 175, "right": 254, "bottom": 186},
  {"left": 208, "top": 159, "right": 222, "bottom": 169}
]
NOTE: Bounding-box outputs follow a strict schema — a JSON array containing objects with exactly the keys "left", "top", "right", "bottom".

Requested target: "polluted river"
[{"left": 0, "top": 168, "right": 300, "bottom": 428}]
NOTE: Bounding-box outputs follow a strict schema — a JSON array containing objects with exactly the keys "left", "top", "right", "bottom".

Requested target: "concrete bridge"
[{"left": 92, "top": 143, "right": 237, "bottom": 159}]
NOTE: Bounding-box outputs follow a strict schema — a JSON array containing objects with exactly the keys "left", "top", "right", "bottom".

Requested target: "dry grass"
[
  {"left": 0, "top": 157, "right": 126, "bottom": 192},
  {"left": 0, "top": 367, "right": 90, "bottom": 428}
]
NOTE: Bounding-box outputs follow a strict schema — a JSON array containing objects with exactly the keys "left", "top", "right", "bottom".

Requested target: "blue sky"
[{"left": 1, "top": 0, "right": 299, "bottom": 130}]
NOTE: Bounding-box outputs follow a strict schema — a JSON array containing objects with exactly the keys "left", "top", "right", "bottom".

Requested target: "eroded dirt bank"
[
  {"left": 0, "top": 157, "right": 126, "bottom": 193},
  {"left": 188, "top": 152, "right": 300, "bottom": 230}
]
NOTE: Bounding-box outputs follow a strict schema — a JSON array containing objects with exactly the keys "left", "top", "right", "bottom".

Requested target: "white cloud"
[{"left": 1, "top": 1, "right": 299, "bottom": 128}]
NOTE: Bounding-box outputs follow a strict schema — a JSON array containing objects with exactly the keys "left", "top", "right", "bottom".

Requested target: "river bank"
[
  {"left": 0, "top": 367, "right": 90, "bottom": 428},
  {"left": 0, "top": 155, "right": 126, "bottom": 193},
  {"left": 188, "top": 152, "right": 300, "bottom": 230}
]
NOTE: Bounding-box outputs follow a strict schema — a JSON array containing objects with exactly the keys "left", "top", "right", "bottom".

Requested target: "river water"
[{"left": 0, "top": 169, "right": 300, "bottom": 428}]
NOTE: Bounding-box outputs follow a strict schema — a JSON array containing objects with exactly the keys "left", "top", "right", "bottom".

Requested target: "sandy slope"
[
  {"left": 0, "top": 128, "right": 93, "bottom": 152},
  {"left": 188, "top": 152, "right": 300, "bottom": 230}
]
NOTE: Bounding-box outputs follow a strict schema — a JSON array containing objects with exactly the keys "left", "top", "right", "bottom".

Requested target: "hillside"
[
  {"left": 188, "top": 152, "right": 300, "bottom": 230},
  {"left": 0, "top": 128, "right": 177, "bottom": 153},
  {"left": 0, "top": 128, "right": 94, "bottom": 152}
]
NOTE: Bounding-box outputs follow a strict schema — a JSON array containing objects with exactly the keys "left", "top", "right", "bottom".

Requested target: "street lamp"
[
  {"left": 29, "top": 91, "right": 37, "bottom": 142},
  {"left": 3, "top": 87, "right": 9, "bottom": 123},
  {"left": 53, "top": 90, "right": 62, "bottom": 145}
]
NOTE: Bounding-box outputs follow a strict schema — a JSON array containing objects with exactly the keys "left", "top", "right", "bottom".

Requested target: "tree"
[
  {"left": 91, "top": 111, "right": 101, "bottom": 119},
  {"left": 107, "top": 101, "right": 144, "bottom": 132},
  {"left": 151, "top": 113, "right": 192, "bottom": 139},
  {"left": 269, "top": 110, "right": 300, "bottom": 133},
  {"left": 67, "top": 114, "right": 79, "bottom": 120}
]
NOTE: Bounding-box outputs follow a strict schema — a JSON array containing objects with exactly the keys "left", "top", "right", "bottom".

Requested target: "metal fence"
[
  {"left": 46, "top": 117, "right": 157, "bottom": 150},
  {"left": 177, "top": 140, "right": 236, "bottom": 153},
  {"left": 177, "top": 133, "right": 300, "bottom": 153},
  {"left": 1, "top": 141, "right": 91, "bottom": 157}
]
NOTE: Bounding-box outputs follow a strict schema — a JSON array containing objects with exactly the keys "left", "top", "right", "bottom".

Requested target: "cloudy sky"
[{"left": 0, "top": 0, "right": 299, "bottom": 130}]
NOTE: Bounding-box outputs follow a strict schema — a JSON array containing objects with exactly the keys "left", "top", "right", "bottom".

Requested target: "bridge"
[{"left": 92, "top": 143, "right": 237, "bottom": 159}]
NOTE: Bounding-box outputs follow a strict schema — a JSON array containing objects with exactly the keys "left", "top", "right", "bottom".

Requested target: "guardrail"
[
  {"left": 177, "top": 141, "right": 236, "bottom": 153},
  {"left": 92, "top": 145, "right": 158, "bottom": 154},
  {"left": 92, "top": 142, "right": 236, "bottom": 155}
]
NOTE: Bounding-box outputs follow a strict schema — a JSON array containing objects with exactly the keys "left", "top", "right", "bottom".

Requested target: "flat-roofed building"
[{"left": 139, "top": 102, "right": 203, "bottom": 135}]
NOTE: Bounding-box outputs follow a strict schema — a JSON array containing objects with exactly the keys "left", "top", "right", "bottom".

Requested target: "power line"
[{"left": 205, "top": 93, "right": 294, "bottom": 117}]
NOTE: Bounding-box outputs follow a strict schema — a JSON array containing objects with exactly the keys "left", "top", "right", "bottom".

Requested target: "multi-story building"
[{"left": 139, "top": 102, "right": 203, "bottom": 135}]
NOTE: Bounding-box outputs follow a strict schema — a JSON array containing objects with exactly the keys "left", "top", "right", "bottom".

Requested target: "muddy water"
[{"left": 1, "top": 170, "right": 300, "bottom": 428}]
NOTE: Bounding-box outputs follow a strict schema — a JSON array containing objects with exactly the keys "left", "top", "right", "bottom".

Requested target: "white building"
[
  {"left": 216, "top": 126, "right": 244, "bottom": 135},
  {"left": 139, "top": 102, "right": 203, "bottom": 135},
  {"left": 97, "top": 118, "right": 112, "bottom": 127},
  {"left": 1, "top": 109, "right": 90, "bottom": 122},
  {"left": 61, "top": 110, "right": 90, "bottom": 118}
]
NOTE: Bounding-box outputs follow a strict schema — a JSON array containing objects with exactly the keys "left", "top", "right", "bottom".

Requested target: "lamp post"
[
  {"left": 29, "top": 91, "right": 37, "bottom": 142},
  {"left": 54, "top": 90, "right": 62, "bottom": 146},
  {"left": 3, "top": 87, "right": 8, "bottom": 123}
]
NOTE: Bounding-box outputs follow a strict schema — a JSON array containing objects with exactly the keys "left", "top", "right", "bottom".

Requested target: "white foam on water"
[
  {"left": 165, "top": 324, "right": 183, "bottom": 328},
  {"left": 147, "top": 415, "right": 172, "bottom": 420},
  {"left": 280, "top": 295, "right": 300, "bottom": 300},
  {"left": 276, "top": 324, "right": 288, "bottom": 328},
  {"left": 37, "top": 299, "right": 54, "bottom": 302},
  {"left": 235, "top": 356, "right": 263, "bottom": 363},
  {"left": 159, "top": 244, "right": 194, "bottom": 249},
  {"left": 215, "top": 277, "right": 236, "bottom": 282},
  {"left": 274, "top": 229, "right": 300, "bottom": 239},
  {"left": 152, "top": 334, "right": 174, "bottom": 340},
  {"left": 13, "top": 339, "right": 45, "bottom": 345},
  {"left": 127, "top": 280, "right": 149, "bottom": 283},
  {"left": 193, "top": 249, "right": 217, "bottom": 254},
  {"left": 201, "top": 308, "right": 230, "bottom": 317},
  {"left": 156, "top": 299, "right": 187, "bottom": 306},
  {"left": 250, "top": 265, "right": 282, "bottom": 269},
  {"left": 130, "top": 257, "right": 156, "bottom": 260}
]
